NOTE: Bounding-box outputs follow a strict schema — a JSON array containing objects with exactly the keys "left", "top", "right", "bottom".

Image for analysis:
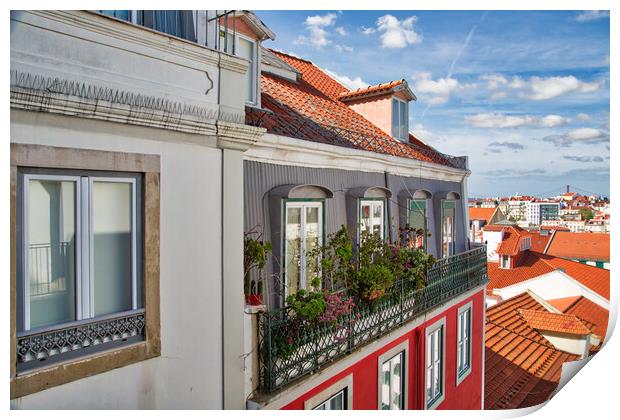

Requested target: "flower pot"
[{"left": 246, "top": 293, "right": 263, "bottom": 306}]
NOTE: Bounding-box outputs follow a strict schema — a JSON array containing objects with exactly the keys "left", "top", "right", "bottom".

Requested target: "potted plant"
[{"left": 244, "top": 231, "right": 272, "bottom": 306}]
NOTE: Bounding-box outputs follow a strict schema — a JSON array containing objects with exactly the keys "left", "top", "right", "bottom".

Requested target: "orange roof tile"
[
  {"left": 254, "top": 50, "right": 458, "bottom": 167},
  {"left": 485, "top": 292, "right": 581, "bottom": 409},
  {"left": 547, "top": 296, "right": 582, "bottom": 312},
  {"left": 469, "top": 207, "right": 497, "bottom": 223},
  {"left": 529, "top": 231, "right": 552, "bottom": 253},
  {"left": 546, "top": 232, "right": 610, "bottom": 262},
  {"left": 518, "top": 309, "right": 591, "bottom": 335},
  {"left": 495, "top": 226, "right": 530, "bottom": 256},
  {"left": 487, "top": 252, "right": 610, "bottom": 300},
  {"left": 337, "top": 79, "right": 407, "bottom": 101},
  {"left": 563, "top": 297, "right": 609, "bottom": 340}
]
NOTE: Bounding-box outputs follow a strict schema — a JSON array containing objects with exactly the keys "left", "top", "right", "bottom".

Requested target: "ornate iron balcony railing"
[
  {"left": 257, "top": 246, "right": 487, "bottom": 392},
  {"left": 16, "top": 309, "right": 145, "bottom": 373}
]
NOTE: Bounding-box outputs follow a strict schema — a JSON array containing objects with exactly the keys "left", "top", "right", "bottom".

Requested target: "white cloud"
[
  {"left": 539, "top": 114, "right": 570, "bottom": 127},
  {"left": 543, "top": 127, "right": 609, "bottom": 146},
  {"left": 412, "top": 72, "right": 461, "bottom": 104},
  {"left": 376, "top": 15, "right": 423, "bottom": 48},
  {"left": 361, "top": 26, "right": 376, "bottom": 35},
  {"left": 480, "top": 74, "right": 602, "bottom": 101},
  {"left": 526, "top": 76, "right": 601, "bottom": 100},
  {"left": 334, "top": 44, "right": 353, "bottom": 53},
  {"left": 464, "top": 113, "right": 537, "bottom": 128},
  {"left": 576, "top": 10, "right": 610, "bottom": 22},
  {"left": 324, "top": 69, "right": 369, "bottom": 90},
  {"left": 334, "top": 26, "right": 348, "bottom": 36},
  {"left": 464, "top": 113, "right": 571, "bottom": 128},
  {"left": 295, "top": 13, "right": 338, "bottom": 49},
  {"left": 577, "top": 113, "right": 590, "bottom": 121}
]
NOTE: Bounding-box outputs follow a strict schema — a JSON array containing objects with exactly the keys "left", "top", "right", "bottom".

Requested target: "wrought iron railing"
[
  {"left": 257, "top": 246, "right": 487, "bottom": 392},
  {"left": 16, "top": 309, "right": 146, "bottom": 373}
]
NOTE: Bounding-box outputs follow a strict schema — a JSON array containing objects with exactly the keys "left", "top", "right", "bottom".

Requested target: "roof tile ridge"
[{"left": 486, "top": 318, "right": 556, "bottom": 350}]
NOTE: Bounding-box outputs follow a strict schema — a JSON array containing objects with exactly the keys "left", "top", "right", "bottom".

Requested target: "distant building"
[
  {"left": 469, "top": 207, "right": 505, "bottom": 244},
  {"left": 527, "top": 201, "right": 560, "bottom": 225}
]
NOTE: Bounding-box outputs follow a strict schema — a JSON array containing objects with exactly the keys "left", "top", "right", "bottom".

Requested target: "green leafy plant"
[
  {"left": 286, "top": 278, "right": 327, "bottom": 321},
  {"left": 244, "top": 231, "right": 273, "bottom": 303}
]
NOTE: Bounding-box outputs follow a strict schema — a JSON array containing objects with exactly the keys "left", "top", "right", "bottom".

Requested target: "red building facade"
[{"left": 254, "top": 288, "right": 485, "bottom": 410}]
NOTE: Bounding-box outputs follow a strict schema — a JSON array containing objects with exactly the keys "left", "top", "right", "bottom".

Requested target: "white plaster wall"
[
  {"left": 540, "top": 332, "right": 588, "bottom": 357},
  {"left": 10, "top": 110, "right": 224, "bottom": 409},
  {"left": 493, "top": 270, "right": 609, "bottom": 310},
  {"left": 482, "top": 230, "right": 503, "bottom": 262}
]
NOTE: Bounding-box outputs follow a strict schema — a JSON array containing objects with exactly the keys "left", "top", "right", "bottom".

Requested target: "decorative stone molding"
[{"left": 216, "top": 120, "right": 266, "bottom": 152}]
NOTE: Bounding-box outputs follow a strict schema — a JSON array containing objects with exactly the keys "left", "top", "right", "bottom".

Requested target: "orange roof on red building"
[
  {"left": 495, "top": 226, "right": 530, "bottom": 256},
  {"left": 254, "top": 50, "right": 458, "bottom": 167},
  {"left": 518, "top": 309, "right": 591, "bottom": 335},
  {"left": 485, "top": 292, "right": 580, "bottom": 409},
  {"left": 469, "top": 207, "right": 497, "bottom": 223},
  {"left": 545, "top": 231, "right": 610, "bottom": 262}
]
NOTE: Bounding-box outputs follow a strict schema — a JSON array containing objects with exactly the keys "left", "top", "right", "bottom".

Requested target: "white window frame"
[
  {"left": 441, "top": 200, "right": 456, "bottom": 258},
  {"left": 219, "top": 28, "right": 259, "bottom": 105},
  {"left": 20, "top": 173, "right": 140, "bottom": 331},
  {"left": 499, "top": 255, "right": 510, "bottom": 269},
  {"left": 284, "top": 200, "right": 323, "bottom": 296},
  {"left": 304, "top": 374, "right": 353, "bottom": 410},
  {"left": 391, "top": 97, "right": 409, "bottom": 141},
  {"left": 378, "top": 340, "right": 408, "bottom": 410},
  {"left": 359, "top": 199, "right": 385, "bottom": 241},
  {"left": 425, "top": 317, "right": 446, "bottom": 410},
  {"left": 456, "top": 302, "right": 473, "bottom": 385}
]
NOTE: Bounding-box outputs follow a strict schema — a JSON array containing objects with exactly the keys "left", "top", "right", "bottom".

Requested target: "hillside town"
[{"left": 9, "top": 9, "right": 610, "bottom": 413}]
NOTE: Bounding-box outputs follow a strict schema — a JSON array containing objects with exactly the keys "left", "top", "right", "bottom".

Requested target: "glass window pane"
[
  {"left": 360, "top": 203, "right": 371, "bottom": 235},
  {"left": 400, "top": 101, "right": 407, "bottom": 139},
  {"left": 92, "top": 181, "right": 133, "bottom": 316},
  {"left": 286, "top": 207, "right": 302, "bottom": 295},
  {"left": 392, "top": 99, "right": 399, "bottom": 138},
  {"left": 381, "top": 360, "right": 391, "bottom": 409},
  {"left": 330, "top": 392, "right": 344, "bottom": 410},
  {"left": 391, "top": 354, "right": 402, "bottom": 409},
  {"left": 305, "top": 206, "right": 321, "bottom": 289},
  {"left": 238, "top": 38, "right": 255, "bottom": 103},
  {"left": 27, "top": 179, "right": 77, "bottom": 329}
]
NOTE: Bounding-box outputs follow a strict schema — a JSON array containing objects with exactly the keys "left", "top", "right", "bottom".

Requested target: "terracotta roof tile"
[
  {"left": 337, "top": 79, "right": 406, "bottom": 101},
  {"left": 560, "top": 296, "right": 609, "bottom": 339},
  {"left": 547, "top": 296, "right": 582, "bottom": 312},
  {"left": 485, "top": 292, "right": 581, "bottom": 409},
  {"left": 518, "top": 309, "right": 591, "bottom": 335},
  {"left": 487, "top": 252, "right": 610, "bottom": 300},
  {"left": 469, "top": 207, "right": 497, "bottom": 223},
  {"left": 252, "top": 50, "right": 459, "bottom": 167},
  {"left": 546, "top": 232, "right": 610, "bottom": 262},
  {"left": 529, "top": 231, "right": 552, "bottom": 253}
]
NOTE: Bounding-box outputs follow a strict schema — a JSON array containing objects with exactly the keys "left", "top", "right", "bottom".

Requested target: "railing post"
[
  {"left": 400, "top": 280, "right": 404, "bottom": 324},
  {"left": 264, "top": 314, "right": 272, "bottom": 391}
]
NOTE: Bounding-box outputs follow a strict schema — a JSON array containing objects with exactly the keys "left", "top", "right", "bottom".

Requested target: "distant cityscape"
[{"left": 469, "top": 185, "right": 610, "bottom": 246}]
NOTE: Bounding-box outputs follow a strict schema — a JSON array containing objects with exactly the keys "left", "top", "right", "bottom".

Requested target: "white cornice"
[
  {"left": 17, "top": 10, "right": 223, "bottom": 68},
  {"left": 244, "top": 132, "right": 469, "bottom": 183},
  {"left": 217, "top": 121, "right": 266, "bottom": 151}
]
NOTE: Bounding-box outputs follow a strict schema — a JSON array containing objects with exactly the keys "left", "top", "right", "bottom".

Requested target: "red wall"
[{"left": 281, "top": 290, "right": 485, "bottom": 410}]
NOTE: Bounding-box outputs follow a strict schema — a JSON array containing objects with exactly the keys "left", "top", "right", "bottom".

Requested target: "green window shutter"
[{"left": 409, "top": 199, "right": 426, "bottom": 229}]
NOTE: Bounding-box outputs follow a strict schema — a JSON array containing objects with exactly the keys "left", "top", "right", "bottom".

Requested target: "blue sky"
[{"left": 256, "top": 10, "right": 610, "bottom": 198}]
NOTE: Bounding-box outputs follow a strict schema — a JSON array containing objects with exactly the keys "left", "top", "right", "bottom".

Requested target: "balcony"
[{"left": 256, "top": 246, "right": 488, "bottom": 392}]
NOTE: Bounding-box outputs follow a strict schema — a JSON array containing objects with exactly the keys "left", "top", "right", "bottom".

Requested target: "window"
[
  {"left": 99, "top": 11, "right": 196, "bottom": 42},
  {"left": 380, "top": 351, "right": 405, "bottom": 410},
  {"left": 425, "top": 318, "right": 445, "bottom": 409},
  {"left": 313, "top": 389, "right": 347, "bottom": 410},
  {"left": 408, "top": 199, "right": 427, "bottom": 250},
  {"left": 499, "top": 255, "right": 510, "bottom": 269},
  {"left": 391, "top": 98, "right": 408, "bottom": 141},
  {"left": 11, "top": 144, "right": 160, "bottom": 398},
  {"left": 442, "top": 201, "right": 456, "bottom": 257},
  {"left": 457, "top": 303, "right": 473, "bottom": 384},
  {"left": 220, "top": 31, "right": 258, "bottom": 104},
  {"left": 285, "top": 201, "right": 323, "bottom": 296},
  {"left": 520, "top": 236, "right": 531, "bottom": 251},
  {"left": 360, "top": 199, "right": 385, "bottom": 240},
  {"left": 18, "top": 172, "right": 142, "bottom": 333},
  {"left": 304, "top": 374, "right": 353, "bottom": 410}
]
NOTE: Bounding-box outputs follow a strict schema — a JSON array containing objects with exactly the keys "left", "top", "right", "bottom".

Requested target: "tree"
[{"left": 579, "top": 207, "right": 594, "bottom": 221}]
